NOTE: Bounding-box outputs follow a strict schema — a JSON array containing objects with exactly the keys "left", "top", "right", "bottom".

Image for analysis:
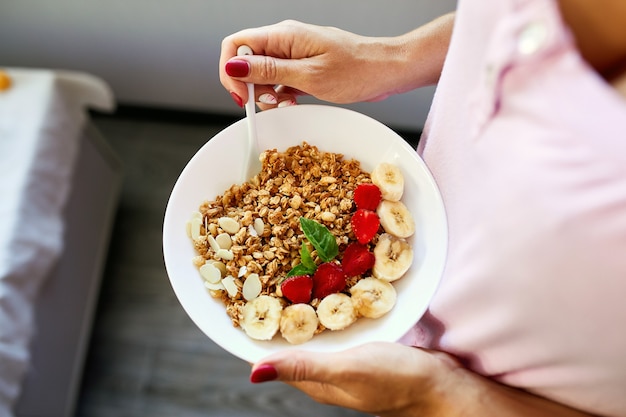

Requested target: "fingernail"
[
  {"left": 225, "top": 59, "right": 250, "bottom": 77},
  {"left": 278, "top": 99, "right": 296, "bottom": 108},
  {"left": 259, "top": 93, "right": 277, "bottom": 105},
  {"left": 230, "top": 92, "right": 243, "bottom": 108},
  {"left": 250, "top": 364, "right": 278, "bottom": 383}
]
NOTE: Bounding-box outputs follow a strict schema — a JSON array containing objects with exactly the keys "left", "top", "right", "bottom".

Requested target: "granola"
[
  {"left": 189, "top": 142, "right": 369, "bottom": 322},
  {"left": 186, "top": 141, "right": 414, "bottom": 344}
]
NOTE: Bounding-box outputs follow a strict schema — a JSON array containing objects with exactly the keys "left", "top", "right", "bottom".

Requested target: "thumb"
[{"left": 250, "top": 349, "right": 344, "bottom": 384}]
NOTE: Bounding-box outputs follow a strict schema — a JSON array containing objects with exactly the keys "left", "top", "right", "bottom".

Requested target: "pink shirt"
[{"left": 409, "top": 0, "right": 626, "bottom": 415}]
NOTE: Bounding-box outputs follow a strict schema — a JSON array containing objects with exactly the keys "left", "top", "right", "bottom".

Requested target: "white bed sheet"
[{"left": 0, "top": 68, "right": 114, "bottom": 416}]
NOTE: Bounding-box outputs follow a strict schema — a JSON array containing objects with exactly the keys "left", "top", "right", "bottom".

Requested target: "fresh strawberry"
[
  {"left": 341, "top": 243, "right": 376, "bottom": 277},
  {"left": 312, "top": 262, "right": 346, "bottom": 300},
  {"left": 354, "top": 183, "right": 382, "bottom": 211},
  {"left": 351, "top": 208, "right": 380, "bottom": 244},
  {"left": 281, "top": 275, "right": 313, "bottom": 304}
]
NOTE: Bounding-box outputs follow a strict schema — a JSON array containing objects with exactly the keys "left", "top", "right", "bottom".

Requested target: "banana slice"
[
  {"left": 370, "top": 162, "right": 404, "bottom": 201},
  {"left": 372, "top": 233, "right": 413, "bottom": 282},
  {"left": 316, "top": 293, "right": 357, "bottom": 331},
  {"left": 280, "top": 303, "right": 319, "bottom": 345},
  {"left": 349, "top": 277, "right": 397, "bottom": 318},
  {"left": 240, "top": 295, "right": 283, "bottom": 340},
  {"left": 377, "top": 200, "right": 415, "bottom": 238}
]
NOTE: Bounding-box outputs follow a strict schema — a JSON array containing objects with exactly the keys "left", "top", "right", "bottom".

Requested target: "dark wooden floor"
[{"left": 74, "top": 109, "right": 388, "bottom": 417}]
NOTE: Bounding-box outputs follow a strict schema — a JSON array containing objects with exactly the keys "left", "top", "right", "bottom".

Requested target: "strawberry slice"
[
  {"left": 351, "top": 208, "right": 380, "bottom": 244},
  {"left": 281, "top": 275, "right": 313, "bottom": 304},
  {"left": 342, "top": 242, "right": 375, "bottom": 277},
  {"left": 354, "top": 183, "right": 382, "bottom": 211},
  {"left": 312, "top": 262, "right": 347, "bottom": 300}
]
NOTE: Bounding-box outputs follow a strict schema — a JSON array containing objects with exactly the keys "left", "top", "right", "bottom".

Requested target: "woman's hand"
[
  {"left": 219, "top": 20, "right": 403, "bottom": 109},
  {"left": 250, "top": 342, "right": 463, "bottom": 416},
  {"left": 250, "top": 342, "right": 595, "bottom": 417},
  {"left": 219, "top": 16, "right": 454, "bottom": 109}
]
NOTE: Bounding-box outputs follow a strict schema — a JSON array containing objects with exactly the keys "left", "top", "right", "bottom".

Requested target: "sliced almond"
[
  {"left": 208, "top": 260, "right": 227, "bottom": 277},
  {"left": 218, "top": 217, "right": 240, "bottom": 234},
  {"left": 207, "top": 235, "right": 220, "bottom": 252},
  {"left": 190, "top": 217, "right": 202, "bottom": 240},
  {"left": 222, "top": 276, "right": 239, "bottom": 298},
  {"left": 238, "top": 265, "right": 247, "bottom": 278},
  {"left": 215, "top": 232, "right": 232, "bottom": 250},
  {"left": 199, "top": 263, "right": 222, "bottom": 284},
  {"left": 204, "top": 280, "right": 225, "bottom": 291},
  {"left": 253, "top": 218, "right": 265, "bottom": 236},
  {"left": 215, "top": 248, "right": 234, "bottom": 261},
  {"left": 242, "top": 273, "right": 262, "bottom": 301}
]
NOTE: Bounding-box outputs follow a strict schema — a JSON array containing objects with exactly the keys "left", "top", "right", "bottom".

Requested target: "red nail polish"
[
  {"left": 225, "top": 59, "right": 250, "bottom": 77},
  {"left": 230, "top": 91, "right": 243, "bottom": 108},
  {"left": 250, "top": 364, "right": 278, "bottom": 383}
]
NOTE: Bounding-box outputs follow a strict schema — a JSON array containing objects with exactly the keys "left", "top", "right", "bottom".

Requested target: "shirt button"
[{"left": 517, "top": 21, "right": 548, "bottom": 55}]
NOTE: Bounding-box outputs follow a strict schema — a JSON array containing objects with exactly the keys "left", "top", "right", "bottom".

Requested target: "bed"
[{"left": 0, "top": 68, "right": 123, "bottom": 417}]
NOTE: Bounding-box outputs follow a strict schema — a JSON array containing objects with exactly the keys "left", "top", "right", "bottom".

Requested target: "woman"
[{"left": 219, "top": 1, "right": 626, "bottom": 416}]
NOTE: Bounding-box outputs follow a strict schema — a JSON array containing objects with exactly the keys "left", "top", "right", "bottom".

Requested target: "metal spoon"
[{"left": 237, "top": 45, "right": 262, "bottom": 182}]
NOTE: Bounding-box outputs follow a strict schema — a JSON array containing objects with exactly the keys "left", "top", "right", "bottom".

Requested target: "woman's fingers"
[
  {"left": 223, "top": 54, "right": 315, "bottom": 104},
  {"left": 251, "top": 349, "right": 345, "bottom": 384}
]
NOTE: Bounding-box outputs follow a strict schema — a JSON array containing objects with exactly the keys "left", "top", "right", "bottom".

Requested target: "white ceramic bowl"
[{"left": 163, "top": 104, "right": 447, "bottom": 363}]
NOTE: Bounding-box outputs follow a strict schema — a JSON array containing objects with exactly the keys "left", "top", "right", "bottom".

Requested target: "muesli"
[{"left": 186, "top": 142, "right": 415, "bottom": 344}]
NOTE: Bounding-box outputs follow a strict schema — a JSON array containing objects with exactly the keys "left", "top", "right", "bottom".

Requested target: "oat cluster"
[{"left": 190, "top": 142, "right": 371, "bottom": 327}]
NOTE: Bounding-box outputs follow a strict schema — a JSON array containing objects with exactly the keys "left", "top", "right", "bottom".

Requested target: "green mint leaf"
[
  {"left": 299, "top": 217, "right": 338, "bottom": 262},
  {"left": 300, "top": 243, "right": 316, "bottom": 270},
  {"left": 286, "top": 263, "right": 315, "bottom": 278}
]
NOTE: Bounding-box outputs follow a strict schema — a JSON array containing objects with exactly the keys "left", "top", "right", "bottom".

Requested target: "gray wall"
[{"left": 0, "top": 0, "right": 456, "bottom": 130}]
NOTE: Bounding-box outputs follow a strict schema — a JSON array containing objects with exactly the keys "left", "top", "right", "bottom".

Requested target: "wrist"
[
  {"left": 357, "top": 12, "right": 454, "bottom": 98},
  {"left": 432, "top": 364, "right": 594, "bottom": 417}
]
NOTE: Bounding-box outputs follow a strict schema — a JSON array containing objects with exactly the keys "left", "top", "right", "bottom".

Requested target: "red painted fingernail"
[
  {"left": 230, "top": 91, "right": 243, "bottom": 108},
  {"left": 250, "top": 364, "right": 278, "bottom": 383},
  {"left": 225, "top": 59, "right": 250, "bottom": 77}
]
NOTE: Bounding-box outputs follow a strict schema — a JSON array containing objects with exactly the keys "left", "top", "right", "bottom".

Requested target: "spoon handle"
[
  {"left": 237, "top": 45, "right": 261, "bottom": 182},
  {"left": 237, "top": 44, "right": 257, "bottom": 118}
]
